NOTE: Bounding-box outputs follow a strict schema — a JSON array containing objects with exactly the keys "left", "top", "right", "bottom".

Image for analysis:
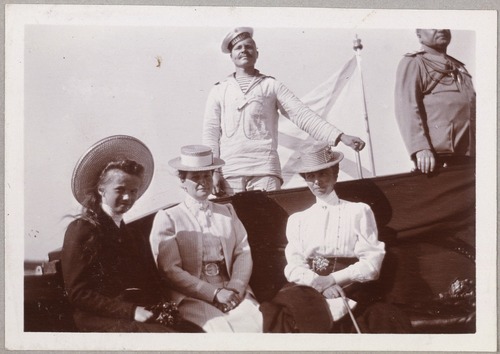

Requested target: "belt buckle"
[{"left": 204, "top": 262, "right": 220, "bottom": 276}]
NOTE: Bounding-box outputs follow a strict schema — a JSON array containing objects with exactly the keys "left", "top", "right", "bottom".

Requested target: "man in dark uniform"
[{"left": 395, "top": 29, "right": 476, "bottom": 174}]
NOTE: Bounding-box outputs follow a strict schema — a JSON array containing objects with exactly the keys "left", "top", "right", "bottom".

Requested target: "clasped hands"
[
  {"left": 311, "top": 274, "right": 346, "bottom": 299},
  {"left": 214, "top": 287, "right": 241, "bottom": 313}
]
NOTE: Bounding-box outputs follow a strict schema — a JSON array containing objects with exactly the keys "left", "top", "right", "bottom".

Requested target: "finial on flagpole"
[{"left": 353, "top": 35, "right": 363, "bottom": 51}]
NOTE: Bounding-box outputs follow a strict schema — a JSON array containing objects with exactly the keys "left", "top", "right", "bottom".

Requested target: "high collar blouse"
[
  {"left": 284, "top": 191, "right": 385, "bottom": 287},
  {"left": 183, "top": 194, "right": 224, "bottom": 263}
]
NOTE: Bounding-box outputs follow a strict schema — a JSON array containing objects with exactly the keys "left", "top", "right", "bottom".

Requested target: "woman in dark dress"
[{"left": 61, "top": 135, "right": 195, "bottom": 332}]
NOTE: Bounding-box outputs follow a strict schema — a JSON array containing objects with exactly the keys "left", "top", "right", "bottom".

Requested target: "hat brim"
[
  {"left": 168, "top": 157, "right": 225, "bottom": 172},
  {"left": 71, "top": 135, "right": 154, "bottom": 205},
  {"left": 297, "top": 152, "right": 344, "bottom": 174}
]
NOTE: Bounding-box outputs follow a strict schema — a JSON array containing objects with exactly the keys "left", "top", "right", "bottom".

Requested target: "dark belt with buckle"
[
  {"left": 202, "top": 260, "right": 226, "bottom": 276},
  {"left": 307, "top": 256, "right": 358, "bottom": 276}
]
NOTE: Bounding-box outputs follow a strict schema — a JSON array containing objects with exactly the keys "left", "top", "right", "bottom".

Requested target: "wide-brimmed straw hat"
[
  {"left": 71, "top": 135, "right": 154, "bottom": 205},
  {"left": 221, "top": 27, "right": 254, "bottom": 53},
  {"left": 168, "top": 145, "right": 225, "bottom": 172},
  {"left": 297, "top": 142, "right": 344, "bottom": 174}
]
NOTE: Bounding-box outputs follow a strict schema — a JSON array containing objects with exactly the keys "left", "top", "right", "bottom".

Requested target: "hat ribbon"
[
  {"left": 229, "top": 32, "right": 251, "bottom": 50},
  {"left": 181, "top": 153, "right": 213, "bottom": 167}
]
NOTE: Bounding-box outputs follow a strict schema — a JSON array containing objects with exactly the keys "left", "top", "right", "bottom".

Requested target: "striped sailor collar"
[{"left": 222, "top": 69, "right": 273, "bottom": 82}]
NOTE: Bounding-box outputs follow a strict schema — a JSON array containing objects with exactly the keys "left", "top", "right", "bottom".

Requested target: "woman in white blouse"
[
  {"left": 284, "top": 142, "right": 411, "bottom": 332},
  {"left": 149, "top": 145, "right": 262, "bottom": 332}
]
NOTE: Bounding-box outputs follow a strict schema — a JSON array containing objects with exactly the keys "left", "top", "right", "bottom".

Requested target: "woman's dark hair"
[
  {"left": 299, "top": 164, "right": 340, "bottom": 180},
  {"left": 81, "top": 159, "right": 144, "bottom": 224},
  {"left": 177, "top": 170, "right": 188, "bottom": 182},
  {"left": 176, "top": 169, "right": 214, "bottom": 182},
  {"left": 78, "top": 159, "right": 144, "bottom": 262}
]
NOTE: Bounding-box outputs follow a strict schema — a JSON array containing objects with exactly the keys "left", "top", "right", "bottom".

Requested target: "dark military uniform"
[{"left": 394, "top": 44, "right": 476, "bottom": 165}]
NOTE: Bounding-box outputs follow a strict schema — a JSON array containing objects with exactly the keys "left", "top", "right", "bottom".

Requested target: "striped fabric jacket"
[{"left": 149, "top": 201, "right": 253, "bottom": 304}]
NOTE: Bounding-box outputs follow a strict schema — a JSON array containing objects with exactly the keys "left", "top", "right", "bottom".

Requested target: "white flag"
[{"left": 278, "top": 55, "right": 374, "bottom": 188}]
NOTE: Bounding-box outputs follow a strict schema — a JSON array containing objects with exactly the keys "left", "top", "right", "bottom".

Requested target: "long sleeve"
[
  {"left": 394, "top": 56, "right": 432, "bottom": 157},
  {"left": 284, "top": 201, "right": 385, "bottom": 288},
  {"left": 202, "top": 85, "right": 222, "bottom": 158},
  {"left": 276, "top": 81, "right": 343, "bottom": 146},
  {"left": 223, "top": 204, "right": 253, "bottom": 295},
  {"left": 331, "top": 204, "right": 385, "bottom": 286},
  {"left": 61, "top": 219, "right": 136, "bottom": 320},
  {"left": 202, "top": 75, "right": 344, "bottom": 178},
  {"left": 284, "top": 213, "right": 319, "bottom": 286},
  {"left": 150, "top": 209, "right": 219, "bottom": 303}
]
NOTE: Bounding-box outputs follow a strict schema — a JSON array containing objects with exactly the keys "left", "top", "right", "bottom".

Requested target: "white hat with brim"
[
  {"left": 297, "top": 142, "right": 344, "bottom": 174},
  {"left": 71, "top": 135, "right": 154, "bottom": 205},
  {"left": 221, "top": 27, "right": 254, "bottom": 53},
  {"left": 168, "top": 145, "right": 225, "bottom": 172}
]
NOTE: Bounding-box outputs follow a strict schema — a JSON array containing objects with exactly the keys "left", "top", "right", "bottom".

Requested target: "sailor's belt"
[
  {"left": 307, "top": 256, "right": 358, "bottom": 276},
  {"left": 202, "top": 260, "right": 226, "bottom": 277}
]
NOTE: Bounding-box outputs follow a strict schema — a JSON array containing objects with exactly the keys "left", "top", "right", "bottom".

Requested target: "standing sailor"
[{"left": 203, "top": 27, "right": 365, "bottom": 196}]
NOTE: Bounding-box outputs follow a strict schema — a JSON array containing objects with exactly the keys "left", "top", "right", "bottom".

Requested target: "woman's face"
[
  {"left": 98, "top": 169, "right": 142, "bottom": 215},
  {"left": 303, "top": 167, "right": 337, "bottom": 198},
  {"left": 182, "top": 170, "right": 214, "bottom": 201}
]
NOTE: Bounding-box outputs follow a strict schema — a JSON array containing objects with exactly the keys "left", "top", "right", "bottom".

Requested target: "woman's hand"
[
  {"left": 311, "top": 274, "right": 336, "bottom": 293},
  {"left": 215, "top": 288, "right": 241, "bottom": 312},
  {"left": 322, "top": 284, "right": 346, "bottom": 299},
  {"left": 134, "top": 306, "right": 155, "bottom": 322}
]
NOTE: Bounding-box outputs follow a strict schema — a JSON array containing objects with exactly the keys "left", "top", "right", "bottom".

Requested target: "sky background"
[
  {"left": 21, "top": 23, "right": 475, "bottom": 261},
  {"left": 5, "top": 4, "right": 497, "bottom": 352}
]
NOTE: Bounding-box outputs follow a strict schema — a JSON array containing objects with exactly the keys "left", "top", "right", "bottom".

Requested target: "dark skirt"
[
  {"left": 261, "top": 283, "right": 413, "bottom": 333},
  {"left": 331, "top": 302, "right": 413, "bottom": 333},
  {"left": 73, "top": 309, "right": 203, "bottom": 333}
]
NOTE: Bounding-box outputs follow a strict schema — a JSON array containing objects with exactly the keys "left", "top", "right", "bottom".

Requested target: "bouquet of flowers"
[
  {"left": 438, "top": 278, "right": 475, "bottom": 309},
  {"left": 312, "top": 256, "right": 330, "bottom": 275},
  {"left": 147, "top": 300, "right": 180, "bottom": 327}
]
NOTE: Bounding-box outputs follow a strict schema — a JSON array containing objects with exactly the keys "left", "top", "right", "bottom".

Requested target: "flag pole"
[
  {"left": 353, "top": 35, "right": 376, "bottom": 177},
  {"left": 355, "top": 151, "right": 363, "bottom": 179}
]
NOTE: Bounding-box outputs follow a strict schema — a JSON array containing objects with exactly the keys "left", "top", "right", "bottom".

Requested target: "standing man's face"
[
  {"left": 416, "top": 29, "right": 452, "bottom": 51},
  {"left": 230, "top": 38, "right": 259, "bottom": 69}
]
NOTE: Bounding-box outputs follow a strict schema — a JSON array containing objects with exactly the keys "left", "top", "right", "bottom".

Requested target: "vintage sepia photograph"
[{"left": 5, "top": 3, "right": 497, "bottom": 351}]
